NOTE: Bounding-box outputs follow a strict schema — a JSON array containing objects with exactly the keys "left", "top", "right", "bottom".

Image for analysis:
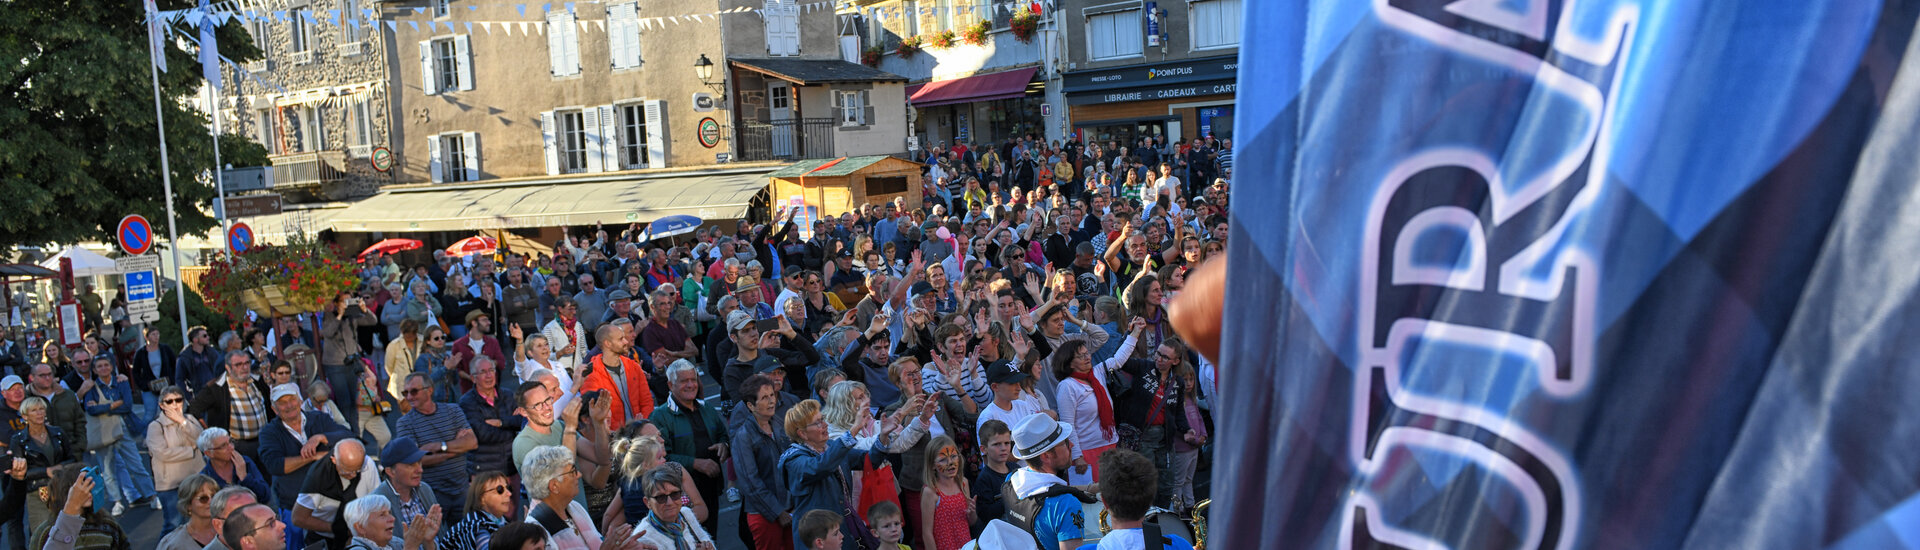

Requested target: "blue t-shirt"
[
  {"left": 1034, "top": 492, "right": 1086, "bottom": 550},
  {"left": 1094, "top": 528, "right": 1195, "bottom": 550}
]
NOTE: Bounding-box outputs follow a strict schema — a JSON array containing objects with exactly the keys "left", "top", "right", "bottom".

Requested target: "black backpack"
[{"left": 1001, "top": 480, "right": 1098, "bottom": 546}]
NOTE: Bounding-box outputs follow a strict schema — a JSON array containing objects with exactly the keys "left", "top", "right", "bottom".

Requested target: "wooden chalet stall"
[{"left": 765, "top": 155, "right": 925, "bottom": 218}]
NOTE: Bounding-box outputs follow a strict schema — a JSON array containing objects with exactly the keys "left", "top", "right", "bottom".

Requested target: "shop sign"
[
  {"left": 1062, "top": 55, "right": 1239, "bottom": 93},
  {"left": 1066, "top": 82, "right": 1238, "bottom": 106},
  {"left": 699, "top": 118, "right": 723, "bottom": 148}
]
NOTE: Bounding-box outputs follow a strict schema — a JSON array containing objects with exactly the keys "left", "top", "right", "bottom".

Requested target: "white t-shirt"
[
  {"left": 977, "top": 399, "right": 1045, "bottom": 433},
  {"left": 1095, "top": 528, "right": 1196, "bottom": 550}
]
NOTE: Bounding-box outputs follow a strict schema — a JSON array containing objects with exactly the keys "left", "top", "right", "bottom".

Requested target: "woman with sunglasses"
[
  {"left": 155, "top": 474, "right": 219, "bottom": 550},
  {"left": 438, "top": 471, "right": 515, "bottom": 550},
  {"left": 147, "top": 386, "right": 206, "bottom": 532},
  {"left": 414, "top": 326, "right": 457, "bottom": 404}
]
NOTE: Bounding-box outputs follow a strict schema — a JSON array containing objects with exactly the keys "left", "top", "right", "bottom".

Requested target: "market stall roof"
[
  {"left": 764, "top": 155, "right": 905, "bottom": 178},
  {"left": 39, "top": 247, "right": 118, "bottom": 277},
  {"left": 729, "top": 58, "right": 908, "bottom": 85},
  {"left": 328, "top": 167, "right": 778, "bottom": 233},
  {"left": 0, "top": 264, "right": 57, "bottom": 280},
  {"left": 905, "top": 66, "right": 1040, "bottom": 107}
]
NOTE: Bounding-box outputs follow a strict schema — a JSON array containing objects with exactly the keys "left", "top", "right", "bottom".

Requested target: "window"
[
  {"left": 420, "top": 36, "right": 472, "bottom": 94},
  {"left": 1190, "top": 0, "right": 1241, "bottom": 50},
  {"left": 608, "top": 3, "right": 642, "bottom": 69},
  {"left": 289, "top": 11, "right": 311, "bottom": 53},
  {"left": 347, "top": 98, "right": 372, "bottom": 154},
  {"left": 764, "top": 0, "right": 800, "bottom": 56},
  {"left": 432, "top": 133, "right": 477, "bottom": 183},
  {"left": 619, "top": 103, "right": 650, "bottom": 169},
  {"left": 835, "top": 90, "right": 868, "bottom": 126},
  {"left": 548, "top": 10, "right": 581, "bottom": 76},
  {"left": 1087, "top": 9, "right": 1143, "bottom": 60},
  {"left": 254, "top": 108, "right": 278, "bottom": 155},
  {"left": 867, "top": 176, "right": 908, "bottom": 195},
  {"left": 433, "top": 0, "right": 450, "bottom": 18},
  {"left": 989, "top": 0, "right": 1013, "bottom": 29},
  {"left": 559, "top": 110, "right": 588, "bottom": 173},
  {"left": 248, "top": 17, "right": 271, "bottom": 55},
  {"left": 340, "top": 0, "right": 361, "bottom": 42}
]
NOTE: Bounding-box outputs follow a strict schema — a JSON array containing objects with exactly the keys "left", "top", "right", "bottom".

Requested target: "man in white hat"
[
  {"left": 1006, "top": 413, "right": 1098, "bottom": 550},
  {"left": 962, "top": 520, "right": 1042, "bottom": 550}
]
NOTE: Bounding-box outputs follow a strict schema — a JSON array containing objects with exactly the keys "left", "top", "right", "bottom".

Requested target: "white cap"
[
  {"left": 0, "top": 375, "right": 22, "bottom": 391},
  {"left": 961, "top": 520, "right": 1039, "bottom": 550},
  {"left": 270, "top": 383, "right": 302, "bottom": 403}
]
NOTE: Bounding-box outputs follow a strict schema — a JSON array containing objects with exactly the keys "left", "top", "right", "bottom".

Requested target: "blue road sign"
[{"left": 125, "top": 270, "right": 157, "bottom": 302}]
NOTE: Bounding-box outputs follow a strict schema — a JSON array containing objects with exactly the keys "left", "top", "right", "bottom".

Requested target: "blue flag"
[
  {"left": 197, "top": 0, "right": 218, "bottom": 90},
  {"left": 1221, "top": 0, "right": 1920, "bottom": 548}
]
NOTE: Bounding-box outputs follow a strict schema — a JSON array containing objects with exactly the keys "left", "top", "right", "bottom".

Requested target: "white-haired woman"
[
  {"left": 343, "top": 493, "right": 440, "bottom": 550},
  {"left": 521, "top": 446, "right": 642, "bottom": 550},
  {"left": 630, "top": 466, "right": 715, "bottom": 550}
]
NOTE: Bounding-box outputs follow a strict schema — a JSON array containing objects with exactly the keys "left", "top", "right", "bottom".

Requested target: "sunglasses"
[
  {"left": 402, "top": 388, "right": 427, "bottom": 396},
  {"left": 163, "top": 398, "right": 184, "bottom": 404},
  {"left": 429, "top": 336, "right": 445, "bottom": 342},
  {"left": 646, "top": 490, "right": 686, "bottom": 504},
  {"left": 489, "top": 485, "right": 511, "bottom": 495}
]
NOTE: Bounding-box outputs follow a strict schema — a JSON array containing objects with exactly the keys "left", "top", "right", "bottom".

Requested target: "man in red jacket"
[
  {"left": 578, "top": 322, "right": 653, "bottom": 430},
  {"left": 448, "top": 310, "right": 509, "bottom": 393}
]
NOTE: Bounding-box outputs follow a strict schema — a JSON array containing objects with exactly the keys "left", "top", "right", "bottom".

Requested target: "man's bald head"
[{"left": 333, "top": 439, "right": 366, "bottom": 478}]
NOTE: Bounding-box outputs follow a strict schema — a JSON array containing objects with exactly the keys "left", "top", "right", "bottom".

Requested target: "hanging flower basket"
[
  {"left": 962, "top": 20, "right": 992, "bottom": 46},
  {"left": 862, "top": 46, "right": 884, "bottom": 67},
  {"left": 896, "top": 35, "right": 923, "bottom": 58},
  {"left": 927, "top": 30, "right": 957, "bottom": 49},
  {"left": 1010, "top": 7, "right": 1040, "bottom": 43},
  {"left": 198, "top": 233, "right": 360, "bottom": 321}
]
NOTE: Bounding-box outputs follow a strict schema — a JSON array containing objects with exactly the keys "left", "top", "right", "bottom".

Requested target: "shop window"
[
  {"left": 1087, "top": 9, "right": 1143, "bottom": 60},
  {"left": 868, "top": 177, "right": 909, "bottom": 195}
]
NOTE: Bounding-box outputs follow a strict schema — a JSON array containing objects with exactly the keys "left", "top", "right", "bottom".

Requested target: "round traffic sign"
[
  {"left": 117, "top": 215, "right": 153, "bottom": 256},
  {"left": 228, "top": 222, "right": 254, "bottom": 253}
]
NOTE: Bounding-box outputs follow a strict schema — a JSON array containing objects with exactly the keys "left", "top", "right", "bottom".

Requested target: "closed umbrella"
[
  {"left": 359, "top": 238, "right": 423, "bottom": 258},
  {"left": 638, "top": 215, "right": 703, "bottom": 242},
  {"left": 446, "top": 235, "right": 498, "bottom": 256}
]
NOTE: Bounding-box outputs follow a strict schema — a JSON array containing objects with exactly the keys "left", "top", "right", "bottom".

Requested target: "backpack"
[{"left": 1000, "top": 480, "right": 1097, "bottom": 546}]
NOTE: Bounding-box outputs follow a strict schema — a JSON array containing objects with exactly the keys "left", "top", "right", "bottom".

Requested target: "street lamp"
[{"left": 694, "top": 54, "right": 715, "bottom": 84}]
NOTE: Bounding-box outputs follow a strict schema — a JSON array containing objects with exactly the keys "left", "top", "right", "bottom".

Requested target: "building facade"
[
  {"left": 380, "top": 0, "right": 908, "bottom": 184},
  {"left": 1059, "top": 0, "right": 1239, "bottom": 146},
  {"left": 224, "top": 0, "right": 395, "bottom": 203},
  {"left": 853, "top": 0, "right": 1069, "bottom": 147}
]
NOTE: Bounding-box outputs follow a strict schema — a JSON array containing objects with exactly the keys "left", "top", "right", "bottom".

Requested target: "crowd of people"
[{"left": 0, "top": 132, "right": 1227, "bottom": 550}]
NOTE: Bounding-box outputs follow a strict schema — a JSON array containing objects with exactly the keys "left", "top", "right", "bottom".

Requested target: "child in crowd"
[
  {"left": 1096, "top": 449, "right": 1196, "bottom": 550},
  {"left": 920, "top": 435, "right": 975, "bottom": 550},
  {"left": 798, "top": 510, "right": 845, "bottom": 550},
  {"left": 972, "top": 420, "right": 1014, "bottom": 537},
  {"left": 867, "top": 501, "right": 910, "bottom": 550}
]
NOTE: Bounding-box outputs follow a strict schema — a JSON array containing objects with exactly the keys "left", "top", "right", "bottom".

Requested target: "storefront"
[
  {"left": 1062, "top": 55, "right": 1238, "bottom": 146},
  {"left": 907, "top": 67, "right": 1047, "bottom": 148}
]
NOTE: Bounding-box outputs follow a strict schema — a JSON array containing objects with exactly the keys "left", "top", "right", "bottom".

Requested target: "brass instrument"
[{"left": 1192, "top": 499, "right": 1211, "bottom": 550}]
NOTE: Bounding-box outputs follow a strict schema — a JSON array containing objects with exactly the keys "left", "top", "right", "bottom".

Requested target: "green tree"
[{"left": 0, "top": 0, "right": 267, "bottom": 249}]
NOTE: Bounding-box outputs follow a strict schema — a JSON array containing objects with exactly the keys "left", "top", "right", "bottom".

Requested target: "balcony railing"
[
  {"left": 737, "top": 118, "right": 837, "bottom": 161},
  {"left": 269, "top": 150, "right": 349, "bottom": 190}
]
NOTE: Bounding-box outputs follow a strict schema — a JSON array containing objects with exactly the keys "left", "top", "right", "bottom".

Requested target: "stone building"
[{"left": 223, "top": 0, "right": 395, "bottom": 203}]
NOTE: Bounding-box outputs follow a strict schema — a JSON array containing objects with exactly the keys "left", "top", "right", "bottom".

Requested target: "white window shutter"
[
  {"left": 763, "top": 1, "right": 778, "bottom": 54},
  {"left": 859, "top": 90, "right": 870, "bottom": 125},
  {"left": 462, "top": 132, "right": 481, "bottom": 181},
  {"left": 583, "top": 107, "right": 603, "bottom": 172},
  {"left": 311, "top": 106, "right": 327, "bottom": 151},
  {"left": 547, "top": 13, "right": 568, "bottom": 76},
  {"left": 455, "top": 35, "right": 474, "bottom": 90},
  {"left": 427, "top": 135, "right": 443, "bottom": 183},
  {"left": 644, "top": 100, "right": 667, "bottom": 168},
  {"left": 541, "top": 111, "right": 560, "bottom": 175},
  {"left": 564, "top": 14, "right": 581, "bottom": 75},
  {"left": 784, "top": 4, "right": 801, "bottom": 55},
  {"left": 597, "top": 104, "right": 617, "bottom": 169},
  {"left": 624, "top": 7, "right": 643, "bottom": 68},
  {"left": 610, "top": 4, "right": 639, "bottom": 69},
  {"left": 420, "top": 41, "right": 438, "bottom": 95}
]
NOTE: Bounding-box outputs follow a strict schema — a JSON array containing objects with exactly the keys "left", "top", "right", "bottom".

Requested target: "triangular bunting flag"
[
  {"left": 465, "top": 21, "right": 473, "bottom": 33},
  {"left": 386, "top": 20, "right": 397, "bottom": 32},
  {"left": 516, "top": 4, "right": 526, "bottom": 17},
  {"left": 412, "top": 6, "right": 424, "bottom": 14},
  {"left": 541, "top": 3, "right": 550, "bottom": 14},
  {"left": 576, "top": 19, "right": 587, "bottom": 32},
  {"left": 536, "top": 22, "right": 544, "bottom": 35},
  {"left": 480, "top": 21, "right": 492, "bottom": 33},
  {"left": 467, "top": 4, "right": 476, "bottom": 10},
  {"left": 408, "top": 20, "right": 418, "bottom": 31},
  {"left": 593, "top": 19, "right": 604, "bottom": 32},
  {"left": 565, "top": 2, "right": 574, "bottom": 14}
]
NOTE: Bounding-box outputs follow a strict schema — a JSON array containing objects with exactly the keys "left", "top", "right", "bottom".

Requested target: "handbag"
[
  {"left": 856, "top": 453, "right": 901, "bottom": 524},
  {"left": 85, "top": 395, "right": 126, "bottom": 451}
]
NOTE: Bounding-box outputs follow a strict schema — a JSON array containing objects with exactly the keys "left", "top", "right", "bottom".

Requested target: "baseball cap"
[
  {"left": 380, "top": 437, "right": 428, "bottom": 466},
  {"left": 985, "top": 360, "right": 1028, "bottom": 385},
  {"left": 909, "top": 281, "right": 936, "bottom": 299},
  {"left": 751, "top": 355, "right": 784, "bottom": 375},
  {"left": 726, "top": 310, "right": 755, "bottom": 332},
  {"left": 608, "top": 289, "right": 633, "bottom": 302},
  {"left": 0, "top": 375, "right": 22, "bottom": 391},
  {"left": 270, "top": 383, "right": 302, "bottom": 403}
]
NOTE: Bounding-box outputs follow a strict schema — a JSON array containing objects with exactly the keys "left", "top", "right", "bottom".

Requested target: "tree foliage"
[{"left": 0, "top": 0, "right": 267, "bottom": 250}]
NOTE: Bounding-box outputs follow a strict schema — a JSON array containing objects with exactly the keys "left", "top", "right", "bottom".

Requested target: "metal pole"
[
  {"left": 208, "top": 83, "right": 230, "bottom": 255},
  {"left": 149, "top": 24, "right": 193, "bottom": 348}
]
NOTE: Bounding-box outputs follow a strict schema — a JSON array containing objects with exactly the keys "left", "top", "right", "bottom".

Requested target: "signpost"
[
  {"left": 220, "top": 195, "right": 283, "bottom": 218},
  {"left": 116, "top": 255, "right": 162, "bottom": 324},
  {"left": 58, "top": 301, "right": 81, "bottom": 347},
  {"left": 117, "top": 214, "right": 154, "bottom": 256},
  {"left": 228, "top": 222, "right": 255, "bottom": 253}
]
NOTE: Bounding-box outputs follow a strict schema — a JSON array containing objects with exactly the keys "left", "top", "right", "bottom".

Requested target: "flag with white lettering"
[
  {"left": 197, "top": 0, "right": 219, "bottom": 90},
  {"left": 1219, "top": 0, "right": 1920, "bottom": 548},
  {"left": 145, "top": 0, "right": 167, "bottom": 73}
]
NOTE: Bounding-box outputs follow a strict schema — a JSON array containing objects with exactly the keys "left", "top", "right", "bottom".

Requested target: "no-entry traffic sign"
[
  {"left": 229, "top": 222, "right": 255, "bottom": 253},
  {"left": 118, "top": 214, "right": 154, "bottom": 256}
]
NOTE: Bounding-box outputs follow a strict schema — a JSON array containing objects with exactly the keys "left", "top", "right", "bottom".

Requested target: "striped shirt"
[
  {"left": 437, "top": 511, "right": 507, "bottom": 550},
  {"left": 227, "top": 380, "right": 267, "bottom": 439},
  {"left": 396, "top": 403, "right": 473, "bottom": 503},
  {"left": 921, "top": 358, "right": 991, "bottom": 408}
]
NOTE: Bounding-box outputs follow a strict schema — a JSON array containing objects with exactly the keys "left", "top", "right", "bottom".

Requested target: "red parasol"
[
  {"left": 359, "top": 238, "right": 423, "bottom": 258},
  {"left": 446, "top": 235, "right": 499, "bottom": 256}
]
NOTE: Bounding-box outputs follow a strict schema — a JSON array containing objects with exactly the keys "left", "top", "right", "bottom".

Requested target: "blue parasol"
[{"left": 639, "top": 215, "right": 703, "bottom": 241}]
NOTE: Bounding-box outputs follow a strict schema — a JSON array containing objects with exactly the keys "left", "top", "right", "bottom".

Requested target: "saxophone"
[{"left": 1191, "top": 499, "right": 1211, "bottom": 550}]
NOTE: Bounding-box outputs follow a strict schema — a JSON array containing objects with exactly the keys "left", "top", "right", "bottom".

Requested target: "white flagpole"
[
  {"left": 208, "top": 82, "right": 231, "bottom": 255},
  {"left": 147, "top": 15, "right": 193, "bottom": 347}
]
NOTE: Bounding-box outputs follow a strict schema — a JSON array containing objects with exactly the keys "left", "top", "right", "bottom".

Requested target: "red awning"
[{"left": 905, "top": 67, "right": 1039, "bottom": 107}]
